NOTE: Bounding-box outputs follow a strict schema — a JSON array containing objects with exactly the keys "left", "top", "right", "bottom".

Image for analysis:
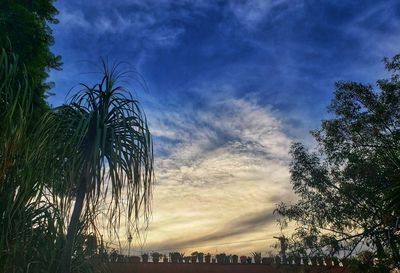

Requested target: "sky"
[{"left": 48, "top": 0, "right": 400, "bottom": 256}]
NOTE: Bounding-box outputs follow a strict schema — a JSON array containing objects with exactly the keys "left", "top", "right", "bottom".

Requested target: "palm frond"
[{"left": 41, "top": 61, "right": 154, "bottom": 245}]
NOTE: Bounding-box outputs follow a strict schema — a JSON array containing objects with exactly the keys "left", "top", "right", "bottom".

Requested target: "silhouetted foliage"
[
  {"left": 0, "top": 48, "right": 64, "bottom": 273},
  {"left": 275, "top": 55, "right": 400, "bottom": 269},
  {"left": 1, "top": 3, "right": 153, "bottom": 273},
  {"left": 41, "top": 63, "right": 154, "bottom": 273},
  {"left": 0, "top": 0, "right": 62, "bottom": 118}
]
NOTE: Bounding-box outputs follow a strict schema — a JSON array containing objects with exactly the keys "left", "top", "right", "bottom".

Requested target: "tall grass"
[{"left": 0, "top": 49, "right": 63, "bottom": 272}]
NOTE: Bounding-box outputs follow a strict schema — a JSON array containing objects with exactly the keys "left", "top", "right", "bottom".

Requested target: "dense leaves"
[
  {"left": 0, "top": 0, "right": 62, "bottom": 118},
  {"left": 275, "top": 55, "right": 400, "bottom": 269}
]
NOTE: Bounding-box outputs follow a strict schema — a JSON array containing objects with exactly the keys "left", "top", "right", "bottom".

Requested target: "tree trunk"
[{"left": 58, "top": 168, "right": 88, "bottom": 273}]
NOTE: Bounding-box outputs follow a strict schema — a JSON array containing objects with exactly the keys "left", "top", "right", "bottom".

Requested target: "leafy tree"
[
  {"left": 0, "top": 0, "right": 62, "bottom": 118},
  {"left": 40, "top": 63, "right": 154, "bottom": 273},
  {"left": 275, "top": 55, "right": 400, "bottom": 269}
]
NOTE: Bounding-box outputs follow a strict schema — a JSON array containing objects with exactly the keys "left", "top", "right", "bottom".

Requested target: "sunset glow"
[{"left": 48, "top": 0, "right": 400, "bottom": 256}]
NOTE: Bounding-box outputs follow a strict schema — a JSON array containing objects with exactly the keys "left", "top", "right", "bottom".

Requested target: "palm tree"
[{"left": 49, "top": 63, "right": 154, "bottom": 273}]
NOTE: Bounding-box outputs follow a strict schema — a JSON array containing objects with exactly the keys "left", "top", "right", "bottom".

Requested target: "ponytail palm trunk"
[
  {"left": 51, "top": 65, "right": 153, "bottom": 273},
  {"left": 59, "top": 165, "right": 89, "bottom": 273}
]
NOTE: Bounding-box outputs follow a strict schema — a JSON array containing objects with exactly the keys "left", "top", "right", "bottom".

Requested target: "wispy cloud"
[
  {"left": 146, "top": 209, "right": 278, "bottom": 251},
  {"left": 49, "top": 0, "right": 400, "bottom": 256},
  {"left": 116, "top": 96, "right": 296, "bottom": 254},
  {"left": 57, "top": 9, "right": 91, "bottom": 30},
  {"left": 151, "top": 97, "right": 292, "bottom": 179},
  {"left": 227, "top": 0, "right": 303, "bottom": 30},
  {"left": 55, "top": 2, "right": 187, "bottom": 49}
]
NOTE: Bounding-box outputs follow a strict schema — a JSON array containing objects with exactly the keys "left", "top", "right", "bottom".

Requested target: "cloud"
[
  {"left": 49, "top": 0, "right": 400, "bottom": 257},
  {"left": 54, "top": 1, "right": 187, "bottom": 49},
  {"left": 147, "top": 209, "right": 278, "bottom": 251},
  {"left": 343, "top": 2, "right": 400, "bottom": 66},
  {"left": 152, "top": 97, "right": 292, "bottom": 167},
  {"left": 57, "top": 9, "right": 91, "bottom": 30},
  {"left": 109, "top": 96, "right": 296, "bottom": 255},
  {"left": 227, "top": 0, "right": 303, "bottom": 30}
]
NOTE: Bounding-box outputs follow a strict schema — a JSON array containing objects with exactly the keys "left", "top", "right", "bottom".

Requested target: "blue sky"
[{"left": 49, "top": 0, "right": 400, "bottom": 255}]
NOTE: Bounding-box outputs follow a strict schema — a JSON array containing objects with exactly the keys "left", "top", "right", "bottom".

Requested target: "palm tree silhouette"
[{"left": 51, "top": 63, "right": 153, "bottom": 273}]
